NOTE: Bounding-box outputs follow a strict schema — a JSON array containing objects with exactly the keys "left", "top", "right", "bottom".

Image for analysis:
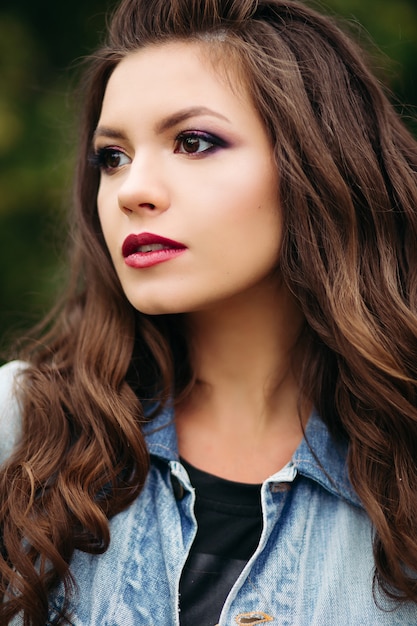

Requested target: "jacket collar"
[
  {"left": 293, "top": 409, "right": 362, "bottom": 509},
  {"left": 142, "top": 404, "right": 362, "bottom": 509},
  {"left": 142, "top": 402, "right": 179, "bottom": 462}
]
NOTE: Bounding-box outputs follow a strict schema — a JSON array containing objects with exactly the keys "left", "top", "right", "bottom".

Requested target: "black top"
[{"left": 179, "top": 459, "right": 263, "bottom": 626}]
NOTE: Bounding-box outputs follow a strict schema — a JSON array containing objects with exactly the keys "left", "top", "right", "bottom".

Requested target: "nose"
[{"left": 117, "top": 154, "right": 170, "bottom": 215}]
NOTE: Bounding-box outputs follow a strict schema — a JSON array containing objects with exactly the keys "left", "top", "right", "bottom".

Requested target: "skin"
[{"left": 96, "top": 42, "right": 307, "bottom": 482}]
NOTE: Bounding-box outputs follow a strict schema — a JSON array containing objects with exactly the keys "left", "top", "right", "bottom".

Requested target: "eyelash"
[
  {"left": 174, "top": 130, "right": 228, "bottom": 155},
  {"left": 89, "top": 147, "right": 129, "bottom": 173},
  {"left": 90, "top": 130, "right": 228, "bottom": 173}
]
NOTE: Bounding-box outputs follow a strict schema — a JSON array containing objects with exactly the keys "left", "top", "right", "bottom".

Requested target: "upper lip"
[{"left": 122, "top": 232, "right": 186, "bottom": 257}]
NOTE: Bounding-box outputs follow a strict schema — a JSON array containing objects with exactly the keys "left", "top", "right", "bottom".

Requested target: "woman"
[{"left": 1, "top": 0, "right": 417, "bottom": 624}]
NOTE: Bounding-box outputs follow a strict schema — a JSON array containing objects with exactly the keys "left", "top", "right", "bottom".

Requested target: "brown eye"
[
  {"left": 175, "top": 131, "right": 225, "bottom": 156},
  {"left": 181, "top": 136, "right": 201, "bottom": 153},
  {"left": 104, "top": 150, "right": 124, "bottom": 168},
  {"left": 92, "top": 147, "right": 131, "bottom": 172}
]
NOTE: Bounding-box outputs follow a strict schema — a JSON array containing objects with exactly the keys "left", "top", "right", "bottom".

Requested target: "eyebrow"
[
  {"left": 93, "top": 127, "right": 127, "bottom": 142},
  {"left": 154, "top": 106, "right": 231, "bottom": 133},
  {"left": 93, "top": 106, "right": 230, "bottom": 143}
]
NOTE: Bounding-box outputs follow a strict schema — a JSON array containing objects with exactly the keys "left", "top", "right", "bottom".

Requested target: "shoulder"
[{"left": 0, "top": 360, "right": 28, "bottom": 465}]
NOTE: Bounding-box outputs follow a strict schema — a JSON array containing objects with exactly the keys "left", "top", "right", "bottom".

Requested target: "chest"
[{"left": 44, "top": 462, "right": 417, "bottom": 626}]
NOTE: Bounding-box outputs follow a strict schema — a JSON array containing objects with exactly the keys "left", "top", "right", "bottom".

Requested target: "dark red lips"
[
  {"left": 122, "top": 232, "right": 186, "bottom": 257},
  {"left": 122, "top": 232, "right": 187, "bottom": 269}
]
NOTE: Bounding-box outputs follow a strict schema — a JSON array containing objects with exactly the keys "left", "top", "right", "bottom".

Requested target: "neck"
[
  {"left": 175, "top": 278, "right": 309, "bottom": 482},
  {"left": 185, "top": 278, "right": 304, "bottom": 411}
]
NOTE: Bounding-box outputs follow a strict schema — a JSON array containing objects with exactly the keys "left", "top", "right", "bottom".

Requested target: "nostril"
[{"left": 139, "top": 202, "right": 156, "bottom": 210}]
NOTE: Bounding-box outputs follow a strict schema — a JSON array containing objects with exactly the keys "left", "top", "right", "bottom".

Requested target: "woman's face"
[{"left": 95, "top": 41, "right": 282, "bottom": 315}]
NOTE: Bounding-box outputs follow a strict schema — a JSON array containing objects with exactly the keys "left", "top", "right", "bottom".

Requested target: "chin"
[{"left": 127, "top": 297, "right": 188, "bottom": 316}]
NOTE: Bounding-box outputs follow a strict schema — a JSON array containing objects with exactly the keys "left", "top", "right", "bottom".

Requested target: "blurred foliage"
[
  {"left": 0, "top": 0, "right": 117, "bottom": 354},
  {"left": 1, "top": 0, "right": 417, "bottom": 355}
]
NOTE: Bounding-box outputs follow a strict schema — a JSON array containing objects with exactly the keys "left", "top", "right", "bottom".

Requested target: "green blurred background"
[{"left": 1, "top": 0, "right": 417, "bottom": 357}]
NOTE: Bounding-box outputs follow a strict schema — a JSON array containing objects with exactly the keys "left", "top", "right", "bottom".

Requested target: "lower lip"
[{"left": 124, "top": 248, "right": 186, "bottom": 268}]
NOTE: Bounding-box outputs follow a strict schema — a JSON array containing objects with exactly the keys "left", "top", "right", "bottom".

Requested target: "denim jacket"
[{"left": 1, "top": 360, "right": 417, "bottom": 625}]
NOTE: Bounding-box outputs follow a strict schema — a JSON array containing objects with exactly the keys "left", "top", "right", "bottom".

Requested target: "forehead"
[{"left": 101, "top": 40, "right": 250, "bottom": 113}]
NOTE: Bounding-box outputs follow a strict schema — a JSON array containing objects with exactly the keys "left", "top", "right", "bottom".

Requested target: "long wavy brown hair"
[{"left": 1, "top": 0, "right": 417, "bottom": 623}]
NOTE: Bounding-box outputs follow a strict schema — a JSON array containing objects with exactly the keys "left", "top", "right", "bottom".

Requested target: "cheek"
[
  {"left": 201, "top": 161, "right": 277, "bottom": 212},
  {"left": 195, "top": 191, "right": 281, "bottom": 275},
  {"left": 213, "top": 168, "right": 280, "bottom": 237},
  {"left": 97, "top": 188, "right": 115, "bottom": 239},
  {"left": 97, "top": 185, "right": 110, "bottom": 229},
  {"left": 97, "top": 205, "right": 119, "bottom": 269}
]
